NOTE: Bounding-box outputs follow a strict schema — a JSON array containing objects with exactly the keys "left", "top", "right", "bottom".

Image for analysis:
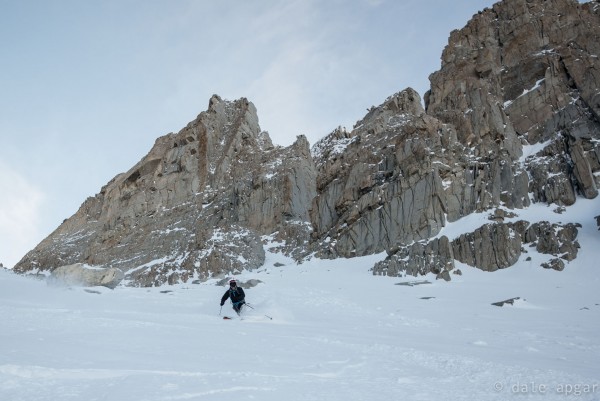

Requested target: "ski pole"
[
  {"left": 245, "top": 303, "right": 273, "bottom": 320},
  {"left": 219, "top": 305, "right": 222, "bottom": 316}
]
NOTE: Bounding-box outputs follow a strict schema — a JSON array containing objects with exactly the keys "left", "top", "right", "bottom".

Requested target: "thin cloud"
[
  {"left": 0, "top": 162, "right": 45, "bottom": 268},
  {"left": 364, "top": 0, "right": 386, "bottom": 5}
]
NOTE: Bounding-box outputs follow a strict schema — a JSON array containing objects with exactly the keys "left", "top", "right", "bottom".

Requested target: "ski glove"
[{"left": 220, "top": 301, "right": 224, "bottom": 306}]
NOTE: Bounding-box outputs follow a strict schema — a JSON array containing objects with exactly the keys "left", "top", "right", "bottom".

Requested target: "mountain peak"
[{"left": 14, "top": 0, "right": 600, "bottom": 286}]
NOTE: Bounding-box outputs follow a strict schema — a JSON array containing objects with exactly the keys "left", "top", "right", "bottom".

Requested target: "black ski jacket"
[{"left": 221, "top": 286, "right": 245, "bottom": 306}]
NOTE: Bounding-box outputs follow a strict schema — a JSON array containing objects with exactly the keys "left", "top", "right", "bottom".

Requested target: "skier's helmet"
[{"left": 229, "top": 279, "right": 237, "bottom": 287}]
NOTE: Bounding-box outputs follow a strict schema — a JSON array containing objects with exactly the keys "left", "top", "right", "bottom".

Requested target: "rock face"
[
  {"left": 357, "top": 0, "right": 599, "bottom": 277},
  {"left": 452, "top": 223, "right": 522, "bottom": 272},
  {"left": 373, "top": 219, "right": 580, "bottom": 276},
  {"left": 426, "top": 0, "right": 600, "bottom": 207},
  {"left": 13, "top": 0, "right": 600, "bottom": 285},
  {"left": 15, "top": 96, "right": 316, "bottom": 286},
  {"left": 310, "top": 89, "right": 449, "bottom": 258}
]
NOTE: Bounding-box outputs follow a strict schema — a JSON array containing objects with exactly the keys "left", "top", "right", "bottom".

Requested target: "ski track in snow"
[{"left": 2, "top": 198, "right": 600, "bottom": 400}]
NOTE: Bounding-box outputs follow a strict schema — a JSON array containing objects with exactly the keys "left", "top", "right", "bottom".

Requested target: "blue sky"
[{"left": 0, "top": 0, "right": 496, "bottom": 267}]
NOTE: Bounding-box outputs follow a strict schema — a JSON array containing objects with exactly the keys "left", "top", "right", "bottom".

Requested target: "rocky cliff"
[
  {"left": 310, "top": 0, "right": 598, "bottom": 277},
  {"left": 426, "top": 0, "right": 599, "bottom": 205},
  {"left": 15, "top": 96, "right": 316, "bottom": 286},
  {"left": 14, "top": 0, "right": 600, "bottom": 286}
]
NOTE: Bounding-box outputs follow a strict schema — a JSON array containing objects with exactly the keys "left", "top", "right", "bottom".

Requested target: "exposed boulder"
[
  {"left": 436, "top": 270, "right": 451, "bottom": 282},
  {"left": 541, "top": 258, "right": 565, "bottom": 271},
  {"left": 215, "top": 278, "right": 263, "bottom": 289},
  {"left": 48, "top": 263, "right": 123, "bottom": 289},
  {"left": 520, "top": 221, "right": 580, "bottom": 261},
  {"left": 372, "top": 236, "right": 455, "bottom": 278},
  {"left": 395, "top": 280, "right": 431, "bottom": 287},
  {"left": 452, "top": 223, "right": 522, "bottom": 272},
  {"left": 492, "top": 297, "right": 521, "bottom": 307}
]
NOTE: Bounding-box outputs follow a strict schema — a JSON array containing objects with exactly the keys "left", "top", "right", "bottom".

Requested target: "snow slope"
[{"left": 1, "top": 198, "right": 600, "bottom": 400}]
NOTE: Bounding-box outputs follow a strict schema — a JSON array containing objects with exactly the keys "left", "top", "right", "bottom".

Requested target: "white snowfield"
[{"left": 1, "top": 198, "right": 599, "bottom": 400}]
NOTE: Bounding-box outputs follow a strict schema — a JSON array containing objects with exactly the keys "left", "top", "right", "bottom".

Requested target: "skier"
[{"left": 220, "top": 279, "right": 246, "bottom": 315}]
